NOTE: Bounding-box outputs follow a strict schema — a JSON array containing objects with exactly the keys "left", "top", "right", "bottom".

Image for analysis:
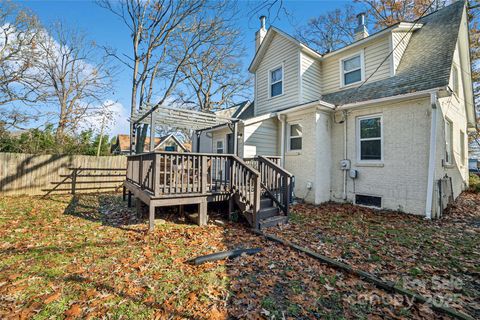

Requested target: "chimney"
[
  {"left": 354, "top": 13, "right": 369, "bottom": 41},
  {"left": 255, "top": 15, "right": 267, "bottom": 51}
]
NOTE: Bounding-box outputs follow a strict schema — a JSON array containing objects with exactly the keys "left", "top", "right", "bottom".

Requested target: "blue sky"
[{"left": 17, "top": 0, "right": 353, "bottom": 136}]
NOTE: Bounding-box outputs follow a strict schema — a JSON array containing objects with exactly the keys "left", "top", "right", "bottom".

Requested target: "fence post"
[{"left": 71, "top": 168, "right": 77, "bottom": 195}]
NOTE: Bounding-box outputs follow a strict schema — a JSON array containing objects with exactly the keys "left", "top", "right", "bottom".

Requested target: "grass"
[
  {"left": 2, "top": 193, "right": 476, "bottom": 319},
  {"left": 266, "top": 192, "right": 480, "bottom": 319}
]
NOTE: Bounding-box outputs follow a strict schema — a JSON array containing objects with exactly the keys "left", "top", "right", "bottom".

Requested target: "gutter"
[
  {"left": 277, "top": 99, "right": 335, "bottom": 115},
  {"left": 425, "top": 92, "right": 440, "bottom": 219},
  {"left": 335, "top": 87, "right": 447, "bottom": 110}
]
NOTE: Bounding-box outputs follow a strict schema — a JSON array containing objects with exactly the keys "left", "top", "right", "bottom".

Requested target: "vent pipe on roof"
[
  {"left": 255, "top": 15, "right": 267, "bottom": 52},
  {"left": 354, "top": 12, "right": 369, "bottom": 41}
]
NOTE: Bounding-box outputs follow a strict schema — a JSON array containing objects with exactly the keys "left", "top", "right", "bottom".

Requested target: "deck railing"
[{"left": 250, "top": 156, "right": 294, "bottom": 217}]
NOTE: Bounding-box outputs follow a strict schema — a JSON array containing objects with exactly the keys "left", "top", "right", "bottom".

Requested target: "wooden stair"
[{"left": 235, "top": 195, "right": 288, "bottom": 229}]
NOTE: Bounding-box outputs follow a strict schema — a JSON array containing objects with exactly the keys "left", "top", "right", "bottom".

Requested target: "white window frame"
[
  {"left": 214, "top": 138, "right": 225, "bottom": 154},
  {"left": 287, "top": 122, "right": 302, "bottom": 152},
  {"left": 356, "top": 114, "right": 383, "bottom": 163},
  {"left": 269, "top": 64, "right": 284, "bottom": 98},
  {"left": 452, "top": 65, "right": 459, "bottom": 96},
  {"left": 340, "top": 51, "right": 365, "bottom": 88},
  {"left": 444, "top": 118, "right": 453, "bottom": 166}
]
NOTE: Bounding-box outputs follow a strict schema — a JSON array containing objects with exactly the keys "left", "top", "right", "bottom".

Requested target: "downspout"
[
  {"left": 425, "top": 92, "right": 439, "bottom": 219},
  {"left": 342, "top": 111, "right": 348, "bottom": 200},
  {"left": 278, "top": 114, "right": 286, "bottom": 166}
]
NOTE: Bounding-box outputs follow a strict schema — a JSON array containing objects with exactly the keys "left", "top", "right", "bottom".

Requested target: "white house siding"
[
  {"left": 208, "top": 126, "right": 245, "bottom": 158},
  {"left": 282, "top": 108, "right": 318, "bottom": 203},
  {"left": 433, "top": 40, "right": 469, "bottom": 216},
  {"left": 192, "top": 131, "right": 212, "bottom": 153},
  {"left": 321, "top": 34, "right": 392, "bottom": 94},
  {"left": 391, "top": 31, "right": 412, "bottom": 73},
  {"left": 300, "top": 52, "right": 322, "bottom": 102},
  {"left": 330, "top": 97, "right": 431, "bottom": 215},
  {"left": 243, "top": 118, "right": 279, "bottom": 158},
  {"left": 255, "top": 34, "right": 300, "bottom": 116}
]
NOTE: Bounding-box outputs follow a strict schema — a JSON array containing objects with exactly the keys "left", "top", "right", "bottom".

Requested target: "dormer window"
[
  {"left": 270, "top": 66, "right": 283, "bottom": 97},
  {"left": 341, "top": 52, "right": 364, "bottom": 86}
]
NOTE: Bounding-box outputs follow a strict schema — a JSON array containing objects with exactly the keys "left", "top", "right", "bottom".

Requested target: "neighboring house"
[
  {"left": 196, "top": 1, "right": 477, "bottom": 218},
  {"left": 112, "top": 134, "right": 189, "bottom": 155}
]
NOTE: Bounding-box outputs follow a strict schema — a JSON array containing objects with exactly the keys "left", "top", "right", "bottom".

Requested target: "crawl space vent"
[{"left": 355, "top": 194, "right": 381, "bottom": 208}]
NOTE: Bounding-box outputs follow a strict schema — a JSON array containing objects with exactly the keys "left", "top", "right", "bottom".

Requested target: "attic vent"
[{"left": 355, "top": 194, "right": 381, "bottom": 208}]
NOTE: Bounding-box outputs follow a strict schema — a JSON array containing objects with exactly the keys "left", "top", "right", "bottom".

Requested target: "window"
[
  {"left": 460, "top": 130, "right": 466, "bottom": 165},
  {"left": 357, "top": 115, "right": 382, "bottom": 161},
  {"left": 288, "top": 123, "right": 302, "bottom": 151},
  {"left": 355, "top": 194, "right": 382, "bottom": 208},
  {"left": 342, "top": 53, "right": 363, "bottom": 86},
  {"left": 215, "top": 140, "right": 224, "bottom": 154},
  {"left": 270, "top": 66, "right": 283, "bottom": 97},
  {"left": 445, "top": 119, "right": 453, "bottom": 165},
  {"left": 452, "top": 66, "right": 459, "bottom": 95}
]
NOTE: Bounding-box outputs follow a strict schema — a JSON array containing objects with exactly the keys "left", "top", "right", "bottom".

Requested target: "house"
[
  {"left": 111, "top": 134, "right": 189, "bottom": 155},
  {"left": 194, "top": 1, "right": 477, "bottom": 218}
]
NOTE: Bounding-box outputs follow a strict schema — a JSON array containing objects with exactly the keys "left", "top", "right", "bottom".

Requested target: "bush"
[{"left": 469, "top": 173, "right": 480, "bottom": 193}]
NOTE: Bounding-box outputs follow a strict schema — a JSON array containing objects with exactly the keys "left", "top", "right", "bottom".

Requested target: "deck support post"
[
  {"left": 198, "top": 201, "right": 207, "bottom": 226},
  {"left": 127, "top": 191, "right": 132, "bottom": 207},
  {"left": 136, "top": 199, "right": 143, "bottom": 218},
  {"left": 179, "top": 205, "right": 185, "bottom": 217},
  {"left": 149, "top": 204, "right": 155, "bottom": 231},
  {"left": 228, "top": 196, "right": 235, "bottom": 220}
]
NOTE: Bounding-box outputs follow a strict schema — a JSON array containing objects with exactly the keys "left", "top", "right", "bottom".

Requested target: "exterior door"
[{"left": 226, "top": 133, "right": 235, "bottom": 154}]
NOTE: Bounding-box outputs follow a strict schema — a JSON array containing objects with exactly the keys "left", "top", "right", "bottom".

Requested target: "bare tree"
[
  {"left": 99, "top": 0, "right": 248, "bottom": 152},
  {"left": 296, "top": 5, "right": 357, "bottom": 54},
  {"left": 0, "top": 1, "right": 44, "bottom": 128},
  {"left": 34, "top": 22, "right": 114, "bottom": 141},
  {"left": 175, "top": 6, "right": 251, "bottom": 111}
]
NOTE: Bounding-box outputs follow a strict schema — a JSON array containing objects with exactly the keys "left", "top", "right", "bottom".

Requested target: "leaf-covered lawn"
[
  {"left": 266, "top": 192, "right": 480, "bottom": 319},
  {"left": 0, "top": 193, "right": 474, "bottom": 319}
]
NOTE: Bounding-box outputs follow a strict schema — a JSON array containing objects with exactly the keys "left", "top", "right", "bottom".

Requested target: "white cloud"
[{"left": 79, "top": 100, "right": 129, "bottom": 138}]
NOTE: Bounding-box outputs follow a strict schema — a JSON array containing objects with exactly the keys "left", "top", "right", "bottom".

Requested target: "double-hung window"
[
  {"left": 288, "top": 123, "right": 302, "bottom": 151},
  {"left": 452, "top": 66, "right": 459, "bottom": 95},
  {"left": 215, "top": 140, "right": 224, "bottom": 154},
  {"left": 445, "top": 119, "right": 453, "bottom": 165},
  {"left": 270, "top": 66, "right": 283, "bottom": 97},
  {"left": 357, "top": 115, "right": 382, "bottom": 161},
  {"left": 342, "top": 53, "right": 363, "bottom": 86},
  {"left": 460, "top": 130, "right": 466, "bottom": 165}
]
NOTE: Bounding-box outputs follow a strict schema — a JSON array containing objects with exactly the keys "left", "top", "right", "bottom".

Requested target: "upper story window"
[
  {"left": 452, "top": 65, "right": 459, "bottom": 95},
  {"left": 357, "top": 115, "right": 382, "bottom": 162},
  {"left": 445, "top": 119, "right": 453, "bottom": 165},
  {"left": 288, "top": 123, "right": 302, "bottom": 151},
  {"left": 270, "top": 66, "right": 283, "bottom": 97},
  {"left": 341, "top": 53, "right": 364, "bottom": 86}
]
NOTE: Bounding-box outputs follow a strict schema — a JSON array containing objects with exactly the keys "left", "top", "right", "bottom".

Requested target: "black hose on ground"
[{"left": 189, "top": 248, "right": 262, "bottom": 265}]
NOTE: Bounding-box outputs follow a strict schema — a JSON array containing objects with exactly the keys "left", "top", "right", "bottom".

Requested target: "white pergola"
[{"left": 129, "top": 105, "right": 238, "bottom": 154}]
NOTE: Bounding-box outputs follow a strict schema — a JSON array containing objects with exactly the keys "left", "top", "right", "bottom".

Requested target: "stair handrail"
[
  {"left": 256, "top": 155, "right": 294, "bottom": 217},
  {"left": 230, "top": 155, "right": 261, "bottom": 228}
]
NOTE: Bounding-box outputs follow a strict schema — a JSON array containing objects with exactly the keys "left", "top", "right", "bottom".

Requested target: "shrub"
[{"left": 469, "top": 173, "right": 480, "bottom": 192}]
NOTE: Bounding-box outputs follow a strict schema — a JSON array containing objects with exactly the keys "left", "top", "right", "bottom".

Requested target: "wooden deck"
[{"left": 125, "top": 151, "right": 293, "bottom": 230}]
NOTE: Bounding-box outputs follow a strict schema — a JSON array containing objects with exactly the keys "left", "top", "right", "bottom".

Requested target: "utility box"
[
  {"left": 349, "top": 169, "right": 358, "bottom": 179},
  {"left": 340, "top": 159, "right": 351, "bottom": 170}
]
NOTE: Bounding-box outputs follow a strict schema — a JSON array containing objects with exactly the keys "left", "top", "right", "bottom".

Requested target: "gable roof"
[
  {"left": 249, "top": 27, "right": 322, "bottom": 72},
  {"left": 321, "top": 1, "right": 466, "bottom": 106}
]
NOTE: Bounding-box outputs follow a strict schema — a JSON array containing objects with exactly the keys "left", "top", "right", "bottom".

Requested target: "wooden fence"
[{"left": 0, "top": 153, "right": 127, "bottom": 196}]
